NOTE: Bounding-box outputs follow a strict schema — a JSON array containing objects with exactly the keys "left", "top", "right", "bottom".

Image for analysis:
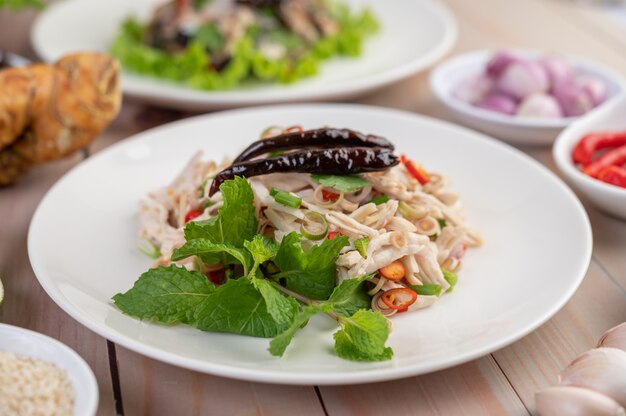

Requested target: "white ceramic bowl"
[
  {"left": 553, "top": 93, "right": 626, "bottom": 220},
  {"left": 429, "top": 49, "right": 624, "bottom": 145},
  {"left": 0, "top": 323, "right": 99, "bottom": 416}
]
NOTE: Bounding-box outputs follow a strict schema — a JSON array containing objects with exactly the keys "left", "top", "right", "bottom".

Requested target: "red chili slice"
[
  {"left": 206, "top": 269, "right": 225, "bottom": 285},
  {"left": 321, "top": 189, "right": 340, "bottom": 201},
  {"left": 597, "top": 165, "right": 626, "bottom": 188},
  {"left": 327, "top": 231, "right": 342, "bottom": 240},
  {"left": 184, "top": 209, "right": 203, "bottom": 223},
  {"left": 583, "top": 145, "right": 626, "bottom": 178},
  {"left": 400, "top": 155, "right": 430, "bottom": 185},
  {"left": 573, "top": 131, "right": 626, "bottom": 165},
  {"left": 380, "top": 288, "right": 418, "bottom": 310}
]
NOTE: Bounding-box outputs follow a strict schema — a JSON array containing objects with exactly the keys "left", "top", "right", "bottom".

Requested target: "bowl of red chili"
[{"left": 554, "top": 93, "right": 626, "bottom": 219}]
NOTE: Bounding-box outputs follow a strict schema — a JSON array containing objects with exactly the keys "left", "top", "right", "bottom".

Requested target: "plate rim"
[
  {"left": 28, "top": 103, "right": 593, "bottom": 385},
  {"left": 30, "top": 0, "right": 458, "bottom": 109}
]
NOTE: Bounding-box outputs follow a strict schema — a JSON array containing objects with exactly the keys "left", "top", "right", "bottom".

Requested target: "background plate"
[
  {"left": 28, "top": 104, "right": 591, "bottom": 384},
  {"left": 31, "top": 0, "right": 457, "bottom": 110}
]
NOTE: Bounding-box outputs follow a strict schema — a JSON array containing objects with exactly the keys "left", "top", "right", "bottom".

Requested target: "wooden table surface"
[{"left": 1, "top": 1, "right": 626, "bottom": 415}]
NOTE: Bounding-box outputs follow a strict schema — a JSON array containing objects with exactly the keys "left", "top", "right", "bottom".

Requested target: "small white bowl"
[
  {"left": 429, "top": 49, "right": 624, "bottom": 145},
  {"left": 0, "top": 323, "right": 99, "bottom": 416},
  {"left": 554, "top": 93, "right": 626, "bottom": 219}
]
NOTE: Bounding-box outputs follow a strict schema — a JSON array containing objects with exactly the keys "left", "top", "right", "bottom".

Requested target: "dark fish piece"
[
  {"left": 209, "top": 146, "right": 398, "bottom": 196},
  {"left": 233, "top": 128, "right": 394, "bottom": 163}
]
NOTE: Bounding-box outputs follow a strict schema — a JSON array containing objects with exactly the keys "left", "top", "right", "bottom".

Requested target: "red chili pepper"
[
  {"left": 321, "top": 189, "right": 340, "bottom": 201},
  {"left": 400, "top": 155, "right": 430, "bottom": 185},
  {"left": 597, "top": 165, "right": 626, "bottom": 189},
  {"left": 327, "top": 231, "right": 342, "bottom": 240},
  {"left": 380, "top": 288, "right": 418, "bottom": 310},
  {"left": 583, "top": 145, "right": 626, "bottom": 178},
  {"left": 206, "top": 269, "right": 225, "bottom": 285},
  {"left": 572, "top": 131, "right": 626, "bottom": 165},
  {"left": 184, "top": 209, "right": 203, "bottom": 223}
]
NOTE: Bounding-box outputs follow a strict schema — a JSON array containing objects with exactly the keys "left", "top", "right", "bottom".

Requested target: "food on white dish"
[
  {"left": 113, "top": 126, "right": 482, "bottom": 362},
  {"left": 0, "top": 351, "right": 75, "bottom": 415},
  {"left": 111, "top": 0, "right": 378, "bottom": 90},
  {"left": 0, "top": 52, "right": 121, "bottom": 185},
  {"left": 453, "top": 49, "right": 608, "bottom": 119},
  {"left": 572, "top": 130, "right": 626, "bottom": 189}
]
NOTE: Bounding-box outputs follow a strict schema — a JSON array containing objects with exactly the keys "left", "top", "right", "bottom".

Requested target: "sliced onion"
[
  {"left": 371, "top": 291, "right": 397, "bottom": 317},
  {"left": 313, "top": 185, "right": 344, "bottom": 208},
  {"left": 300, "top": 212, "right": 328, "bottom": 240}
]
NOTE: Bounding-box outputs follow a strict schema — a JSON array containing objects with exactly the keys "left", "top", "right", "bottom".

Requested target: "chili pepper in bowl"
[{"left": 571, "top": 130, "right": 626, "bottom": 189}]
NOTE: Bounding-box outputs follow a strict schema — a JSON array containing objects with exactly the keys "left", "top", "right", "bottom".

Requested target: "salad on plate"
[
  {"left": 113, "top": 126, "right": 482, "bottom": 362},
  {"left": 111, "top": 0, "right": 378, "bottom": 90}
]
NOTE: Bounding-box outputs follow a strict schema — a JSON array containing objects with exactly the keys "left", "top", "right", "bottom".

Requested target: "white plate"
[
  {"left": 0, "top": 323, "right": 99, "bottom": 416},
  {"left": 28, "top": 104, "right": 591, "bottom": 385},
  {"left": 429, "top": 50, "right": 624, "bottom": 145},
  {"left": 31, "top": 0, "right": 456, "bottom": 111}
]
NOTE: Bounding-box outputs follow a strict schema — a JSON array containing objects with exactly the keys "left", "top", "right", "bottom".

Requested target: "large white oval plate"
[
  {"left": 31, "top": 0, "right": 456, "bottom": 111},
  {"left": 29, "top": 104, "right": 591, "bottom": 385}
]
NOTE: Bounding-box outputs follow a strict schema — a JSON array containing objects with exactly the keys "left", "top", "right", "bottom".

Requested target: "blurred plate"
[
  {"left": 31, "top": 0, "right": 456, "bottom": 110},
  {"left": 29, "top": 104, "right": 591, "bottom": 384}
]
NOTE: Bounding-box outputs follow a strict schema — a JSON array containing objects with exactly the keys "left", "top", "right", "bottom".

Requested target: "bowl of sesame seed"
[{"left": 0, "top": 323, "right": 98, "bottom": 416}]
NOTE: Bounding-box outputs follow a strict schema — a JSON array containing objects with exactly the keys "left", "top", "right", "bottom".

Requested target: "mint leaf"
[
  {"left": 193, "top": 278, "right": 294, "bottom": 338},
  {"left": 274, "top": 232, "right": 350, "bottom": 300},
  {"left": 334, "top": 310, "right": 393, "bottom": 361},
  {"left": 195, "top": 23, "right": 223, "bottom": 52},
  {"left": 171, "top": 240, "right": 252, "bottom": 275},
  {"left": 311, "top": 174, "right": 370, "bottom": 193},
  {"left": 112, "top": 265, "right": 214, "bottom": 324},
  {"left": 252, "top": 278, "right": 299, "bottom": 326},
  {"left": 244, "top": 235, "right": 278, "bottom": 266},
  {"left": 269, "top": 304, "right": 330, "bottom": 357},
  {"left": 183, "top": 177, "right": 257, "bottom": 248},
  {"left": 327, "top": 274, "right": 372, "bottom": 318}
]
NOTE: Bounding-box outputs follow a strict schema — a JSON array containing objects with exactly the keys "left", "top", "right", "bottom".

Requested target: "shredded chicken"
[{"left": 137, "top": 129, "right": 482, "bottom": 315}]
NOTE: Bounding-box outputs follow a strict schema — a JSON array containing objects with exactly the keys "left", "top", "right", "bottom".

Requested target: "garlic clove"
[
  {"left": 536, "top": 386, "right": 626, "bottom": 416},
  {"left": 598, "top": 323, "right": 626, "bottom": 352},
  {"left": 559, "top": 347, "right": 626, "bottom": 407}
]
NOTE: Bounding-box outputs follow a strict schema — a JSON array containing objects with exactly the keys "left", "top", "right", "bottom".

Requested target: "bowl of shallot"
[{"left": 429, "top": 49, "right": 624, "bottom": 145}]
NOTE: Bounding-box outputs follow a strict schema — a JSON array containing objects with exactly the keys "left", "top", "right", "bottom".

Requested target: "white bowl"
[
  {"left": 429, "top": 49, "right": 625, "bottom": 145},
  {"left": 553, "top": 93, "right": 626, "bottom": 220},
  {"left": 0, "top": 323, "right": 99, "bottom": 416}
]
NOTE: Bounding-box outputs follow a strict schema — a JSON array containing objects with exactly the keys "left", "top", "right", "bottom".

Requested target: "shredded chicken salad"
[{"left": 114, "top": 126, "right": 482, "bottom": 362}]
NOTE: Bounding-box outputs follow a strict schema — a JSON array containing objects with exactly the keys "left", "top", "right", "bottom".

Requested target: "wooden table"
[{"left": 1, "top": 1, "right": 626, "bottom": 414}]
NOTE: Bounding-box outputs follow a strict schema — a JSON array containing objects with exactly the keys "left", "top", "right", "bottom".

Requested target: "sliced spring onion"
[
  {"left": 398, "top": 200, "right": 428, "bottom": 220},
  {"left": 270, "top": 187, "right": 302, "bottom": 208},
  {"left": 354, "top": 237, "right": 369, "bottom": 258},
  {"left": 442, "top": 268, "right": 458, "bottom": 292},
  {"left": 138, "top": 240, "right": 161, "bottom": 260},
  {"left": 369, "top": 194, "right": 389, "bottom": 205},
  {"left": 410, "top": 283, "right": 442, "bottom": 296},
  {"left": 300, "top": 212, "right": 328, "bottom": 240}
]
